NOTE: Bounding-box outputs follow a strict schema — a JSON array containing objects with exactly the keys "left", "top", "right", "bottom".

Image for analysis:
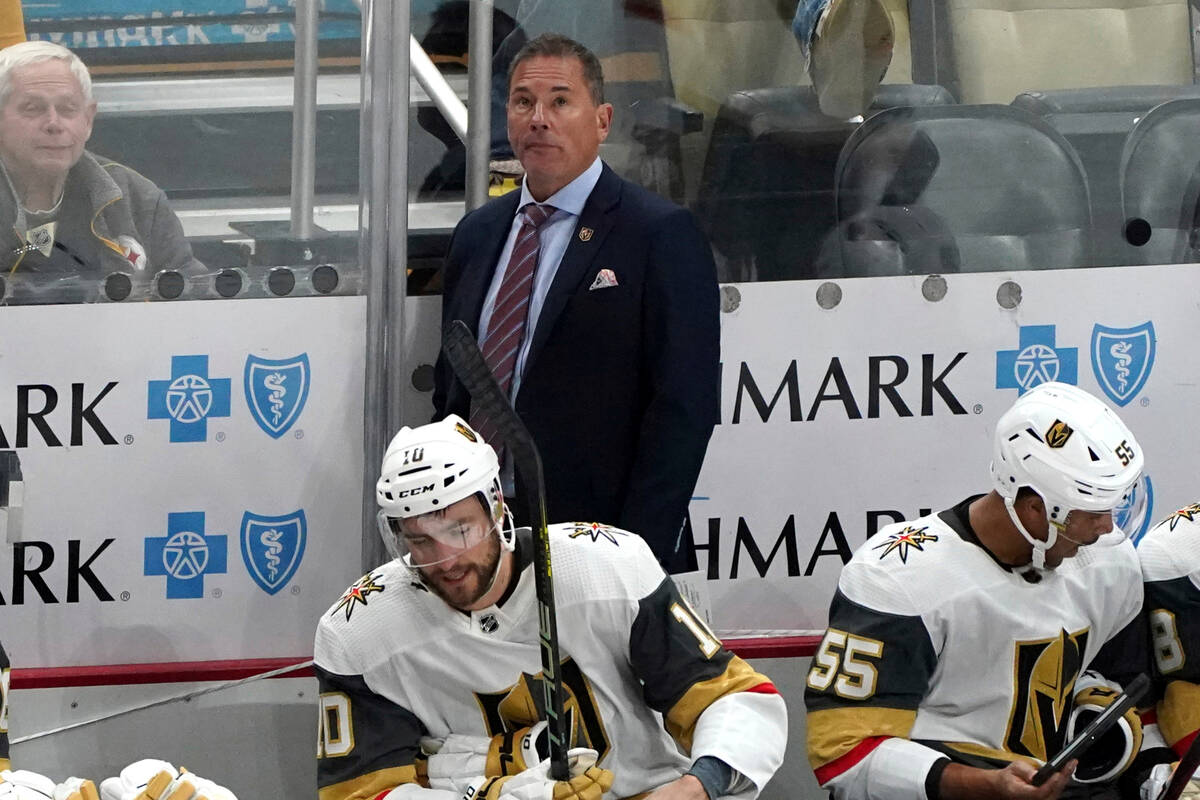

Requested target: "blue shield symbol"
[
  {"left": 245, "top": 354, "right": 311, "bottom": 438},
  {"left": 241, "top": 510, "right": 307, "bottom": 595},
  {"left": 1091, "top": 323, "right": 1155, "bottom": 407}
]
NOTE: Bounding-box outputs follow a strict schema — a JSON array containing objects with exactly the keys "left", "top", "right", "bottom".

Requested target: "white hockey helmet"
[
  {"left": 375, "top": 415, "right": 513, "bottom": 566},
  {"left": 377, "top": 414, "right": 502, "bottom": 518},
  {"left": 990, "top": 382, "right": 1144, "bottom": 568}
]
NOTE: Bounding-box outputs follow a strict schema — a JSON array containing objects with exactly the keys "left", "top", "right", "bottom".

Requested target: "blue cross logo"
[
  {"left": 996, "top": 325, "right": 1078, "bottom": 395},
  {"left": 148, "top": 355, "right": 232, "bottom": 442},
  {"left": 144, "top": 512, "right": 227, "bottom": 599}
]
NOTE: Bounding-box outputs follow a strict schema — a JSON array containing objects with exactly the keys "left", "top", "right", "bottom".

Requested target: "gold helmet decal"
[
  {"left": 455, "top": 421, "right": 478, "bottom": 442},
  {"left": 1044, "top": 419, "right": 1074, "bottom": 449}
]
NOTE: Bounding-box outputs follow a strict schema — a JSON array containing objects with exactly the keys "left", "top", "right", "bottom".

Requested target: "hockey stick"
[
  {"left": 1159, "top": 734, "right": 1200, "bottom": 800},
  {"left": 442, "top": 319, "right": 570, "bottom": 781}
]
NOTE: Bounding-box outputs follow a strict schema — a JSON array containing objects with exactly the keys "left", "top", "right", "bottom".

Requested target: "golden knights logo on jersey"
[
  {"left": 872, "top": 526, "right": 938, "bottom": 563},
  {"left": 568, "top": 523, "right": 628, "bottom": 546},
  {"left": 1165, "top": 503, "right": 1200, "bottom": 531},
  {"left": 332, "top": 573, "right": 386, "bottom": 621},
  {"left": 1045, "top": 419, "right": 1073, "bottom": 449},
  {"left": 1004, "top": 628, "right": 1090, "bottom": 760},
  {"left": 474, "top": 657, "right": 611, "bottom": 761}
]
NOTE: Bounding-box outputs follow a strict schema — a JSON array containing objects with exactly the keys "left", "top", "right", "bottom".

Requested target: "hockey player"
[
  {"left": 314, "top": 415, "right": 787, "bottom": 800},
  {"left": 806, "top": 382, "right": 1155, "bottom": 800},
  {"left": 1136, "top": 504, "right": 1200, "bottom": 799}
]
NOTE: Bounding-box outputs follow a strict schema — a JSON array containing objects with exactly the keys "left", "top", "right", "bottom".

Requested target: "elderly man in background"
[{"left": 0, "top": 41, "right": 202, "bottom": 303}]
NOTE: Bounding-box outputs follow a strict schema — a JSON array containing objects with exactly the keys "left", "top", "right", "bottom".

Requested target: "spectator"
[{"left": 0, "top": 41, "right": 203, "bottom": 304}]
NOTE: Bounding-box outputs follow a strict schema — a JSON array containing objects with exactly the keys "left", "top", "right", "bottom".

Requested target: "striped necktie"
[{"left": 472, "top": 202, "right": 557, "bottom": 451}]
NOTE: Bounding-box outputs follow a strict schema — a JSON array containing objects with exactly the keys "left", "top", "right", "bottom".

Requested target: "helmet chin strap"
[
  {"left": 1004, "top": 495, "right": 1057, "bottom": 571},
  {"left": 474, "top": 504, "right": 518, "bottom": 601}
]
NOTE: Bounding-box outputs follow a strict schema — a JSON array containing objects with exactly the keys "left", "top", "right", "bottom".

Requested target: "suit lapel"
[
  {"left": 526, "top": 164, "right": 623, "bottom": 362},
  {"left": 458, "top": 192, "right": 522, "bottom": 334}
]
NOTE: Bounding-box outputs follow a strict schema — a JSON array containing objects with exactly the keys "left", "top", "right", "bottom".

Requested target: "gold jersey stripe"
[
  {"left": 0, "top": 757, "right": 9, "bottom": 772},
  {"left": 1159, "top": 680, "right": 1200, "bottom": 750},
  {"left": 318, "top": 765, "right": 420, "bottom": 800},
  {"left": 806, "top": 706, "right": 915, "bottom": 769},
  {"left": 664, "top": 656, "right": 774, "bottom": 752}
]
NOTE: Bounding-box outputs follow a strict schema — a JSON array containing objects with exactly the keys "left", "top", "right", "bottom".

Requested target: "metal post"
[
  {"left": 465, "top": 0, "right": 494, "bottom": 211},
  {"left": 358, "top": 0, "right": 395, "bottom": 569},
  {"left": 387, "top": 6, "right": 411, "bottom": 443},
  {"left": 290, "top": 0, "right": 319, "bottom": 239},
  {"left": 411, "top": 34, "right": 468, "bottom": 142}
]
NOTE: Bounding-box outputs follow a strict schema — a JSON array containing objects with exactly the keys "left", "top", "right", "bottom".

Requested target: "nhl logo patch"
[
  {"left": 1045, "top": 419, "right": 1073, "bottom": 449},
  {"left": 479, "top": 613, "right": 499, "bottom": 634}
]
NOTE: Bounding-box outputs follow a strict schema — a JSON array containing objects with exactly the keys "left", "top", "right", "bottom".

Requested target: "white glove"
[
  {"left": 1142, "top": 762, "right": 1200, "bottom": 800},
  {"left": 98, "top": 760, "right": 236, "bottom": 800},
  {"left": 461, "top": 749, "right": 613, "bottom": 800},
  {"left": 424, "top": 722, "right": 554, "bottom": 792},
  {"left": 52, "top": 778, "right": 99, "bottom": 800},
  {"left": 1, "top": 770, "right": 57, "bottom": 800}
]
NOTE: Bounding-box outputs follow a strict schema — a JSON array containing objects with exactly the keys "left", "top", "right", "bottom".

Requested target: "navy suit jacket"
[{"left": 433, "top": 163, "right": 720, "bottom": 572}]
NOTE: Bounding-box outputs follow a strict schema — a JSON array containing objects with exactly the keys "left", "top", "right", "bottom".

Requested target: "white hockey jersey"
[
  {"left": 1138, "top": 501, "right": 1200, "bottom": 757},
  {"left": 805, "top": 497, "right": 1145, "bottom": 800},
  {"left": 315, "top": 524, "right": 786, "bottom": 800}
]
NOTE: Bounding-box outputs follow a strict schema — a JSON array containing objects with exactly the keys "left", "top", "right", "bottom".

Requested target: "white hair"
[{"left": 0, "top": 41, "right": 93, "bottom": 107}]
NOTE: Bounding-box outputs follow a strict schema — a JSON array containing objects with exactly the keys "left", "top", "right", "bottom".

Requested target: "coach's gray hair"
[{"left": 0, "top": 41, "right": 93, "bottom": 107}]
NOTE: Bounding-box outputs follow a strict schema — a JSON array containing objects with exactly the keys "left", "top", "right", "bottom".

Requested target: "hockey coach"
[{"left": 314, "top": 415, "right": 787, "bottom": 800}]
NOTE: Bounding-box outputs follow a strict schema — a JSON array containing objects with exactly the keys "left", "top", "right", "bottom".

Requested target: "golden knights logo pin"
[
  {"left": 578, "top": 227, "right": 594, "bottom": 242},
  {"left": 332, "top": 573, "right": 385, "bottom": 621},
  {"left": 872, "top": 526, "right": 939, "bottom": 563},
  {"left": 1045, "top": 419, "right": 1073, "bottom": 448}
]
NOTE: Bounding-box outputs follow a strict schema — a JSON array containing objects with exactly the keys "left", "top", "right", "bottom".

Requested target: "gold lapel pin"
[{"left": 578, "top": 227, "right": 594, "bottom": 242}]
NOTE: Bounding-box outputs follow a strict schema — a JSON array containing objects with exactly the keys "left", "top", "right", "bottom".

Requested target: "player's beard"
[{"left": 419, "top": 533, "right": 502, "bottom": 610}]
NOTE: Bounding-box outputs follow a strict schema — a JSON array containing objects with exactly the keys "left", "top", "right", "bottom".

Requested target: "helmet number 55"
[{"left": 806, "top": 629, "right": 884, "bottom": 700}]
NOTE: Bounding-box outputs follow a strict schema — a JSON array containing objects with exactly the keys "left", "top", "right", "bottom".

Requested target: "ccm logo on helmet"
[{"left": 396, "top": 484, "right": 436, "bottom": 499}]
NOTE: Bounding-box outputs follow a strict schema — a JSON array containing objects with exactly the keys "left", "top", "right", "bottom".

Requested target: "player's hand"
[
  {"left": 1141, "top": 762, "right": 1200, "bottom": 800},
  {"left": 98, "top": 759, "right": 237, "bottom": 800},
  {"left": 642, "top": 774, "right": 710, "bottom": 800},
  {"left": 940, "top": 760, "right": 1076, "bottom": 800},
  {"left": 461, "top": 749, "right": 613, "bottom": 800},
  {"left": 53, "top": 778, "right": 100, "bottom": 800}
]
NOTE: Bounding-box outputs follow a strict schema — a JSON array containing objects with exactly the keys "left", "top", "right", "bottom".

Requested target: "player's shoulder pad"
[
  {"left": 315, "top": 560, "right": 435, "bottom": 670},
  {"left": 839, "top": 513, "right": 963, "bottom": 615},
  {"left": 547, "top": 522, "right": 665, "bottom": 605},
  {"left": 1138, "top": 501, "right": 1200, "bottom": 582}
]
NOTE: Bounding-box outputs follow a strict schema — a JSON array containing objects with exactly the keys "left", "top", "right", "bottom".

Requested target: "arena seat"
[
  {"left": 910, "top": 0, "right": 1192, "bottom": 105},
  {"left": 824, "top": 104, "right": 1091, "bottom": 276},
  {"left": 1012, "top": 85, "right": 1200, "bottom": 266},
  {"left": 696, "top": 83, "right": 954, "bottom": 281},
  {"left": 1119, "top": 98, "right": 1200, "bottom": 266}
]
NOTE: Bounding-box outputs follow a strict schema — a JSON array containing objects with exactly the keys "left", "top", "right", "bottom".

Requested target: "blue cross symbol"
[
  {"left": 996, "top": 325, "right": 1078, "bottom": 395},
  {"left": 144, "top": 512, "right": 227, "bottom": 599},
  {"left": 148, "top": 355, "right": 232, "bottom": 442}
]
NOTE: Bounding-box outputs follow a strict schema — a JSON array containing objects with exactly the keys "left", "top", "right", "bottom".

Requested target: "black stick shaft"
[{"left": 442, "top": 320, "right": 570, "bottom": 781}]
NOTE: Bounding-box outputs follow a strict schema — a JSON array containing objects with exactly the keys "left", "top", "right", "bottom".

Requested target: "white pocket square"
[{"left": 589, "top": 268, "right": 619, "bottom": 290}]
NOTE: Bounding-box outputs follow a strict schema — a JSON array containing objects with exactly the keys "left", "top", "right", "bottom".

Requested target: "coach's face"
[{"left": 507, "top": 54, "right": 611, "bottom": 201}]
